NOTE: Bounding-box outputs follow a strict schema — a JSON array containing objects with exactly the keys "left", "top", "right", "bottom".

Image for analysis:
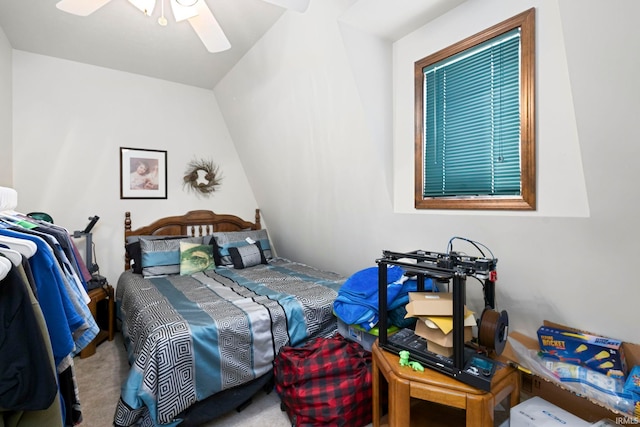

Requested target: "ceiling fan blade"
[
  {"left": 170, "top": 0, "right": 198, "bottom": 22},
  {"left": 262, "top": 0, "right": 311, "bottom": 13},
  {"left": 187, "top": 1, "right": 231, "bottom": 53},
  {"left": 56, "top": 0, "right": 113, "bottom": 16}
]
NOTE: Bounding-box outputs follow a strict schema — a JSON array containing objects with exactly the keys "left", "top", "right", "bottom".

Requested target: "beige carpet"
[
  {"left": 73, "top": 334, "right": 292, "bottom": 427},
  {"left": 75, "top": 334, "right": 508, "bottom": 427}
]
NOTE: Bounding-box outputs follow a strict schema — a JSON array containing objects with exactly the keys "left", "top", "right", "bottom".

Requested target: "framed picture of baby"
[{"left": 120, "top": 147, "right": 168, "bottom": 199}]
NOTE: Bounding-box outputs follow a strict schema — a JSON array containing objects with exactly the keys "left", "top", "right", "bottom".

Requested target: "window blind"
[{"left": 422, "top": 28, "right": 521, "bottom": 198}]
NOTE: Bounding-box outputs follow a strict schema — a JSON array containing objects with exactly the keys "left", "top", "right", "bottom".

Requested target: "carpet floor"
[
  {"left": 74, "top": 334, "right": 507, "bottom": 426},
  {"left": 73, "top": 334, "right": 292, "bottom": 427}
]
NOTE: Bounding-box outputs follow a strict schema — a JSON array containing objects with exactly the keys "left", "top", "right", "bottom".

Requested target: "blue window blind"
[{"left": 422, "top": 28, "right": 521, "bottom": 198}]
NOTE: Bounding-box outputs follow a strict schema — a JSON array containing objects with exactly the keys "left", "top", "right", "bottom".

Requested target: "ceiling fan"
[{"left": 55, "top": 0, "right": 311, "bottom": 53}]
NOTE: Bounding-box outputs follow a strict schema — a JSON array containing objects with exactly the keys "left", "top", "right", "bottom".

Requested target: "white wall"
[
  {"left": 0, "top": 25, "right": 12, "bottom": 186},
  {"left": 12, "top": 52, "right": 258, "bottom": 284},
  {"left": 394, "top": 1, "right": 588, "bottom": 217},
  {"left": 7, "top": 0, "right": 639, "bottom": 344},
  {"left": 215, "top": 0, "right": 640, "bottom": 343}
]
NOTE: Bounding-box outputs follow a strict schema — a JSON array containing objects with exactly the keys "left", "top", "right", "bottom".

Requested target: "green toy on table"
[{"left": 398, "top": 350, "right": 424, "bottom": 372}]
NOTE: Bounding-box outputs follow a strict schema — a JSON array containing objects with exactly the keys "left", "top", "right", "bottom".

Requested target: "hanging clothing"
[
  {"left": 0, "top": 188, "right": 96, "bottom": 426},
  {"left": 0, "top": 258, "right": 64, "bottom": 427},
  {"left": 0, "top": 224, "right": 97, "bottom": 426},
  {"left": 0, "top": 261, "right": 58, "bottom": 409},
  {"left": 0, "top": 227, "right": 82, "bottom": 367},
  {"left": 0, "top": 221, "right": 99, "bottom": 365}
]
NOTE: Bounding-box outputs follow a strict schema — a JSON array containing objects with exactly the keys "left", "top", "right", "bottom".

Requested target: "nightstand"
[
  {"left": 80, "top": 284, "right": 115, "bottom": 359},
  {"left": 371, "top": 341, "right": 520, "bottom": 427}
]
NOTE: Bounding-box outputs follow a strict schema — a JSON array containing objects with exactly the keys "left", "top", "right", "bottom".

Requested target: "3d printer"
[{"left": 376, "top": 240, "right": 508, "bottom": 391}]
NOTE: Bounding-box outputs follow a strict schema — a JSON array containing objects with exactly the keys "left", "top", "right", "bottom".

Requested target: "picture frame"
[{"left": 120, "top": 147, "right": 167, "bottom": 199}]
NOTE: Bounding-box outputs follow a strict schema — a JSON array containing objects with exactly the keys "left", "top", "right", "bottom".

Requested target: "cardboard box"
[
  {"left": 414, "top": 315, "right": 474, "bottom": 347},
  {"left": 503, "top": 321, "right": 640, "bottom": 424},
  {"left": 407, "top": 292, "right": 474, "bottom": 357},
  {"left": 537, "top": 326, "right": 626, "bottom": 378},
  {"left": 510, "top": 396, "right": 591, "bottom": 427},
  {"left": 405, "top": 292, "right": 467, "bottom": 317},
  {"left": 427, "top": 340, "right": 454, "bottom": 357}
]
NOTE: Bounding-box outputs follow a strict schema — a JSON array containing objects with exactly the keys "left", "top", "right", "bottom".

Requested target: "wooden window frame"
[{"left": 414, "top": 8, "right": 536, "bottom": 210}]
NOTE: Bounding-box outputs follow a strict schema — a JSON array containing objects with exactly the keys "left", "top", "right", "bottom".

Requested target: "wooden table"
[
  {"left": 372, "top": 341, "right": 520, "bottom": 427},
  {"left": 80, "top": 284, "right": 115, "bottom": 358}
]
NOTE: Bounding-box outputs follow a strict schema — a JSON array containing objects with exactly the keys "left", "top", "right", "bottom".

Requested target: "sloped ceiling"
[
  {"left": 0, "top": 0, "right": 285, "bottom": 90},
  {"left": 0, "top": 0, "right": 466, "bottom": 90}
]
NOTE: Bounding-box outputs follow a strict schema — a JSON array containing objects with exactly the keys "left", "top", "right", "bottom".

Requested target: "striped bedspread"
[{"left": 113, "top": 258, "right": 344, "bottom": 427}]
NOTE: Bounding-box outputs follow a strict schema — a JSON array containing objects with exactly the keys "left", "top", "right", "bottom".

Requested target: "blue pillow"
[
  {"left": 140, "top": 236, "right": 202, "bottom": 277},
  {"left": 125, "top": 235, "right": 188, "bottom": 274},
  {"left": 212, "top": 230, "right": 272, "bottom": 266}
]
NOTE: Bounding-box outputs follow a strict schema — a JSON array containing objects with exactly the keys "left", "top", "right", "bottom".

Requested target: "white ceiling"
[
  {"left": 0, "top": 0, "right": 286, "bottom": 90},
  {"left": 338, "top": 0, "right": 466, "bottom": 41},
  {"left": 0, "top": 0, "right": 467, "bottom": 90}
]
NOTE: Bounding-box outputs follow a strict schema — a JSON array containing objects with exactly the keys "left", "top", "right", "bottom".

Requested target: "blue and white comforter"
[{"left": 113, "top": 258, "right": 344, "bottom": 427}]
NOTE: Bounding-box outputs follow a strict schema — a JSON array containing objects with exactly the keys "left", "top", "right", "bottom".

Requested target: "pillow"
[
  {"left": 203, "top": 235, "right": 223, "bottom": 267},
  {"left": 125, "top": 235, "right": 189, "bottom": 274},
  {"left": 140, "top": 236, "right": 203, "bottom": 277},
  {"left": 212, "top": 229, "right": 273, "bottom": 266},
  {"left": 228, "top": 242, "right": 267, "bottom": 269},
  {"left": 179, "top": 242, "right": 216, "bottom": 275}
]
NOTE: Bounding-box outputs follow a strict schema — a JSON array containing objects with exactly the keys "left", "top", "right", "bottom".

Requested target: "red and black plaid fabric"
[{"left": 274, "top": 334, "right": 372, "bottom": 427}]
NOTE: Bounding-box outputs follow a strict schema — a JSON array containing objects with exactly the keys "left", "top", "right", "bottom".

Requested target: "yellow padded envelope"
[{"left": 422, "top": 311, "right": 476, "bottom": 335}]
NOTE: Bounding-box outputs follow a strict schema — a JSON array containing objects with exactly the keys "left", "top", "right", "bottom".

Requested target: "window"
[{"left": 414, "top": 8, "right": 535, "bottom": 210}]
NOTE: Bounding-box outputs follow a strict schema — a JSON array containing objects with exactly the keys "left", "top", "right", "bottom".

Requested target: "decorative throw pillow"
[
  {"left": 140, "top": 236, "right": 203, "bottom": 277},
  {"left": 203, "top": 234, "right": 223, "bottom": 267},
  {"left": 228, "top": 242, "right": 268, "bottom": 269},
  {"left": 179, "top": 242, "right": 216, "bottom": 275},
  {"left": 125, "top": 235, "right": 189, "bottom": 274},
  {"left": 212, "top": 229, "right": 273, "bottom": 266}
]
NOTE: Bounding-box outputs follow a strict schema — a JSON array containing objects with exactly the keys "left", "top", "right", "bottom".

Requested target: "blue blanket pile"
[{"left": 333, "top": 265, "right": 435, "bottom": 331}]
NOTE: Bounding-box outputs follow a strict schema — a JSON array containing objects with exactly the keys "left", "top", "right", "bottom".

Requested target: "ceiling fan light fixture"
[
  {"left": 170, "top": 0, "right": 199, "bottom": 22},
  {"left": 128, "top": 0, "right": 155, "bottom": 16},
  {"left": 55, "top": 0, "right": 313, "bottom": 55}
]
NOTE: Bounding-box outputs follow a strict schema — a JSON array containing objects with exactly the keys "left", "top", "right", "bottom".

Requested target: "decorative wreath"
[{"left": 183, "top": 159, "right": 222, "bottom": 196}]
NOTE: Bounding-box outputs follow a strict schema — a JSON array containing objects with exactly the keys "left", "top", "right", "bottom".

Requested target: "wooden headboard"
[{"left": 124, "top": 209, "right": 261, "bottom": 270}]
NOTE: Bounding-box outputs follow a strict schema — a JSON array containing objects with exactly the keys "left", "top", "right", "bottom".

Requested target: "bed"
[{"left": 113, "top": 209, "right": 345, "bottom": 427}]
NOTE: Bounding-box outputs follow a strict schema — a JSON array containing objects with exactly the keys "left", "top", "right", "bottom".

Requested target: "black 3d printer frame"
[{"left": 376, "top": 249, "right": 498, "bottom": 391}]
